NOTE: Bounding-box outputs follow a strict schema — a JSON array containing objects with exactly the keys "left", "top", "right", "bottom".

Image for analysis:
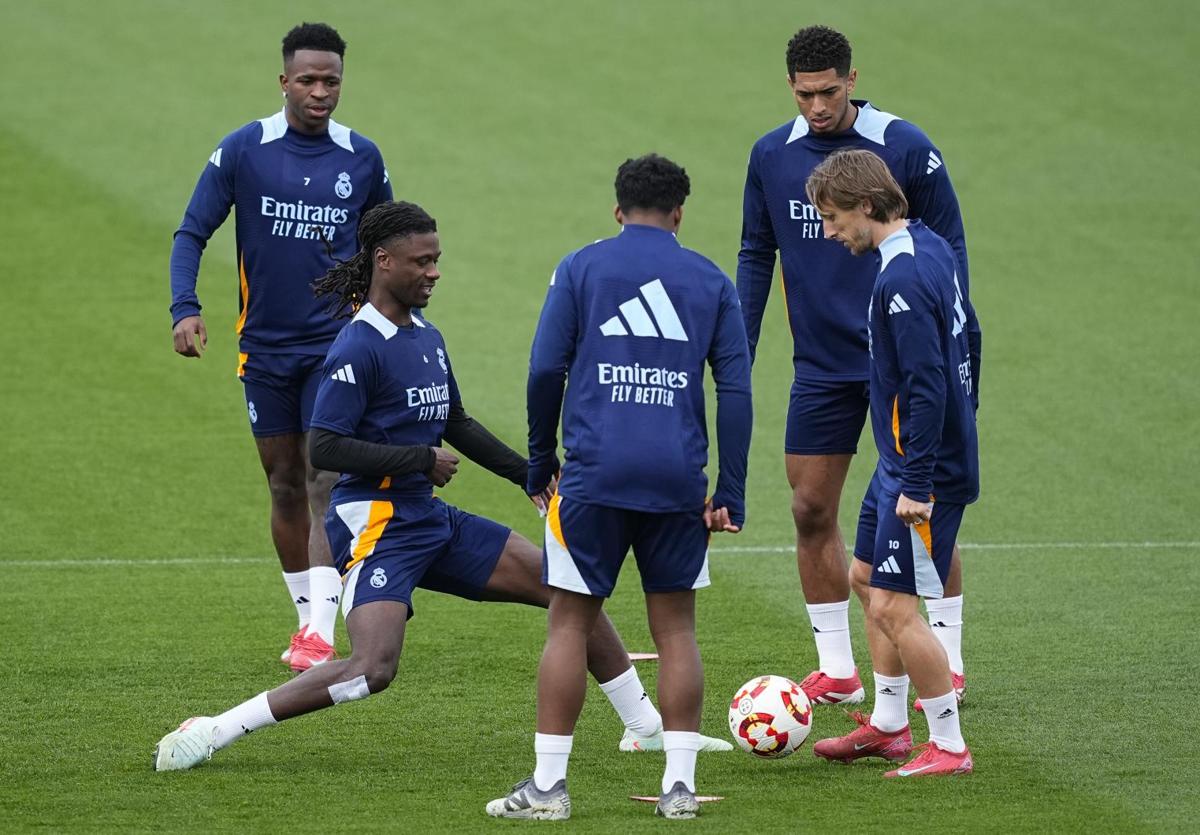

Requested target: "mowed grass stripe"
[{"left": 3, "top": 540, "right": 1196, "bottom": 568}]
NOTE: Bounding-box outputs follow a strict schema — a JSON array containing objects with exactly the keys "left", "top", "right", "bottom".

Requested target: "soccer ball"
[{"left": 728, "top": 675, "right": 813, "bottom": 758}]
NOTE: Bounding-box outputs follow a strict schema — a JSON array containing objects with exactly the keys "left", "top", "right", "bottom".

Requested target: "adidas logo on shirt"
[
  {"left": 888, "top": 294, "right": 911, "bottom": 315},
  {"left": 208, "top": 147, "right": 223, "bottom": 168},
  {"left": 876, "top": 555, "right": 902, "bottom": 574},
  {"left": 599, "top": 279, "right": 688, "bottom": 341},
  {"left": 331, "top": 364, "right": 356, "bottom": 384},
  {"left": 926, "top": 150, "right": 943, "bottom": 175}
]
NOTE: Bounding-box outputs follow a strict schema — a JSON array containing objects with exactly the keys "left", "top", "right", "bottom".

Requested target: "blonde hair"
[{"left": 805, "top": 149, "right": 908, "bottom": 221}]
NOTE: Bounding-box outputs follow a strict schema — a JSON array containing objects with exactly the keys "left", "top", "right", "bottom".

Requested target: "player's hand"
[
  {"left": 426, "top": 448, "right": 460, "bottom": 487},
  {"left": 704, "top": 499, "right": 741, "bottom": 533},
  {"left": 895, "top": 493, "right": 933, "bottom": 526},
  {"left": 528, "top": 475, "right": 557, "bottom": 517},
  {"left": 526, "top": 456, "right": 560, "bottom": 501},
  {"left": 173, "top": 315, "right": 208, "bottom": 358}
]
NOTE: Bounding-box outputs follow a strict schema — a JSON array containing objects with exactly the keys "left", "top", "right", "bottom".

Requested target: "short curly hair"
[
  {"left": 615, "top": 154, "right": 691, "bottom": 214},
  {"left": 786, "top": 25, "right": 851, "bottom": 77},
  {"left": 282, "top": 22, "right": 346, "bottom": 62}
]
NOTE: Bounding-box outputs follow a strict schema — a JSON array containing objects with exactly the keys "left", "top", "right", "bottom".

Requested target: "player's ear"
[
  {"left": 845, "top": 69, "right": 857, "bottom": 95},
  {"left": 614, "top": 204, "right": 624, "bottom": 226},
  {"left": 671, "top": 205, "right": 684, "bottom": 231}
]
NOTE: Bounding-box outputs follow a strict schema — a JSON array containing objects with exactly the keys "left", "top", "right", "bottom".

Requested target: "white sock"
[
  {"left": 869, "top": 672, "right": 910, "bottom": 733},
  {"left": 806, "top": 600, "right": 855, "bottom": 678},
  {"left": 533, "top": 733, "right": 573, "bottom": 791},
  {"left": 282, "top": 570, "right": 311, "bottom": 630},
  {"left": 925, "top": 595, "right": 964, "bottom": 674},
  {"left": 212, "top": 692, "right": 277, "bottom": 751},
  {"left": 598, "top": 666, "right": 662, "bottom": 736},
  {"left": 920, "top": 690, "right": 966, "bottom": 753},
  {"left": 306, "top": 566, "right": 342, "bottom": 644},
  {"left": 661, "top": 731, "right": 701, "bottom": 793}
]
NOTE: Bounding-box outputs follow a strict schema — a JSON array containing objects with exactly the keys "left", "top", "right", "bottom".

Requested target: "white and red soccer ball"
[{"left": 728, "top": 675, "right": 813, "bottom": 758}]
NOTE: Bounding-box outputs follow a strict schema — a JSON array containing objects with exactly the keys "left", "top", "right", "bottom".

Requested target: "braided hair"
[{"left": 313, "top": 200, "right": 438, "bottom": 318}]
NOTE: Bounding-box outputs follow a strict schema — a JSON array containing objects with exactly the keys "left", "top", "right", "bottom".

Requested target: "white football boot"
[
  {"left": 619, "top": 727, "right": 733, "bottom": 752},
  {"left": 153, "top": 717, "right": 218, "bottom": 771}
]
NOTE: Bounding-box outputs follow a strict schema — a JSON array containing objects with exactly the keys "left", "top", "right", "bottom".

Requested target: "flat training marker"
[
  {"left": 630, "top": 795, "right": 724, "bottom": 803},
  {"left": 628, "top": 652, "right": 659, "bottom": 662}
]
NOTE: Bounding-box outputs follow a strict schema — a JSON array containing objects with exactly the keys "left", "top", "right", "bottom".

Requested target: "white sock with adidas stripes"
[
  {"left": 921, "top": 690, "right": 965, "bottom": 753},
  {"left": 869, "top": 672, "right": 910, "bottom": 733},
  {"left": 307, "top": 566, "right": 342, "bottom": 645},
  {"left": 925, "top": 595, "right": 964, "bottom": 674},
  {"left": 598, "top": 666, "right": 662, "bottom": 736},
  {"left": 806, "top": 600, "right": 856, "bottom": 678},
  {"left": 282, "top": 570, "right": 310, "bottom": 631}
]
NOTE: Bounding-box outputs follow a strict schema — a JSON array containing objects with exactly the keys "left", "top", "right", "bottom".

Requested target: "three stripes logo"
[
  {"left": 888, "top": 293, "right": 911, "bottom": 315},
  {"left": 331, "top": 364, "right": 356, "bottom": 384},
  {"left": 926, "top": 150, "right": 943, "bottom": 175},
  {"left": 876, "top": 555, "right": 902, "bottom": 575},
  {"left": 208, "top": 147, "right": 223, "bottom": 168},
  {"left": 599, "top": 279, "right": 688, "bottom": 341}
]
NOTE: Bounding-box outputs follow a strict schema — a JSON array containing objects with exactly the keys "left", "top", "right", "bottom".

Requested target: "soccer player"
[
  {"left": 806, "top": 149, "right": 977, "bottom": 776},
  {"left": 169, "top": 23, "right": 393, "bottom": 670},
  {"left": 737, "top": 25, "right": 979, "bottom": 706},
  {"left": 487, "top": 155, "right": 752, "bottom": 820},
  {"left": 153, "top": 200, "right": 729, "bottom": 774}
]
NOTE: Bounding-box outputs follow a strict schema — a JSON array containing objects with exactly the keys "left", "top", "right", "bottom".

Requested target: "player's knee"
[
  {"left": 353, "top": 655, "right": 399, "bottom": 693},
  {"left": 850, "top": 567, "right": 872, "bottom": 607},
  {"left": 868, "top": 594, "right": 912, "bottom": 641},
  {"left": 266, "top": 471, "right": 307, "bottom": 509},
  {"left": 791, "top": 492, "right": 837, "bottom": 538}
]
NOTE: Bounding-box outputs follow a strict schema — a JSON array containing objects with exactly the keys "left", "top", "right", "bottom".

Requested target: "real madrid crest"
[{"left": 335, "top": 172, "right": 353, "bottom": 199}]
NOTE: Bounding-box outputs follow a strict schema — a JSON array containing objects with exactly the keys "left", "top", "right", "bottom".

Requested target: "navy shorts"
[
  {"left": 327, "top": 495, "right": 511, "bottom": 617},
  {"left": 239, "top": 352, "right": 327, "bottom": 438},
  {"left": 785, "top": 377, "right": 870, "bottom": 455},
  {"left": 854, "top": 476, "right": 964, "bottom": 599},
  {"left": 543, "top": 494, "right": 710, "bottom": 597}
]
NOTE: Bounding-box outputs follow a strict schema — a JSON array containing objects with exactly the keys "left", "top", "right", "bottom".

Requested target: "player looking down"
[
  {"left": 805, "top": 150, "right": 978, "bottom": 777},
  {"left": 153, "top": 201, "right": 731, "bottom": 773},
  {"left": 168, "top": 23, "right": 393, "bottom": 670},
  {"left": 736, "top": 25, "right": 979, "bottom": 707},
  {"left": 488, "top": 155, "right": 752, "bottom": 820}
]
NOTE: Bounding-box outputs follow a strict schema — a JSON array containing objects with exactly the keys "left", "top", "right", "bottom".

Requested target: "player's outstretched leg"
[
  {"left": 480, "top": 532, "right": 729, "bottom": 752},
  {"left": 154, "top": 600, "right": 408, "bottom": 771}
]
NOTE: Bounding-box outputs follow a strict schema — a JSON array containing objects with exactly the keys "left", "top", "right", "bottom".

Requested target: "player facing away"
[
  {"left": 805, "top": 150, "right": 977, "bottom": 776},
  {"left": 737, "top": 25, "right": 980, "bottom": 707},
  {"left": 487, "top": 156, "right": 752, "bottom": 820},
  {"left": 168, "top": 23, "right": 393, "bottom": 671},
  {"left": 154, "top": 200, "right": 731, "bottom": 774}
]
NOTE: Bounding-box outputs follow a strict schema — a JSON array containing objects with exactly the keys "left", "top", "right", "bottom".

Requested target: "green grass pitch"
[{"left": 2, "top": 0, "right": 1198, "bottom": 831}]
